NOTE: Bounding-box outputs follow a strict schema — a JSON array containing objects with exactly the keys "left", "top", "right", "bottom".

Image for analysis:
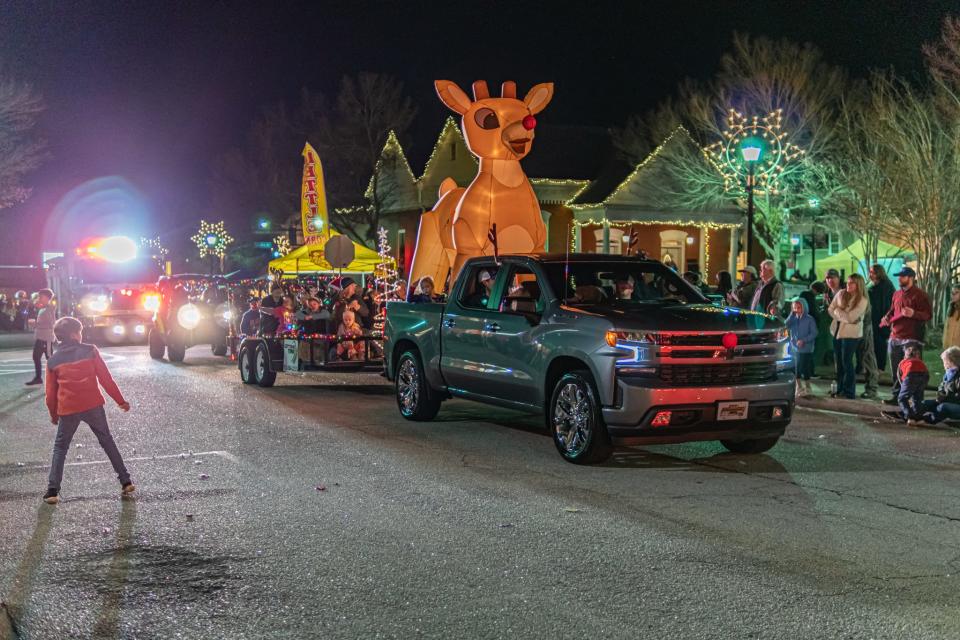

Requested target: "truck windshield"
[{"left": 542, "top": 262, "right": 708, "bottom": 307}]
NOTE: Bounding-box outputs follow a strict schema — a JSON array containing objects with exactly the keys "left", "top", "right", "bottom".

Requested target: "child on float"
[{"left": 336, "top": 309, "right": 364, "bottom": 361}]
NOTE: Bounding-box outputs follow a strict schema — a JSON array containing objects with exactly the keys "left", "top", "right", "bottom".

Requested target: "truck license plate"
[{"left": 717, "top": 401, "right": 749, "bottom": 421}]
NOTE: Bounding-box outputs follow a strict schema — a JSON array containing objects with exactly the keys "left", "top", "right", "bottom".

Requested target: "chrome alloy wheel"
[
  {"left": 397, "top": 357, "right": 419, "bottom": 416},
  {"left": 554, "top": 382, "right": 592, "bottom": 457}
]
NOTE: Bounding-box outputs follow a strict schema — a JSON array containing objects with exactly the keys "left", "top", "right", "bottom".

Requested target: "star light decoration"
[
  {"left": 272, "top": 234, "right": 290, "bottom": 257},
  {"left": 705, "top": 108, "right": 805, "bottom": 196},
  {"left": 139, "top": 236, "right": 168, "bottom": 267},
  {"left": 190, "top": 220, "right": 233, "bottom": 259}
]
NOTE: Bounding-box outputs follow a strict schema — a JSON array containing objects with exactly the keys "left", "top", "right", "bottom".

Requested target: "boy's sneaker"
[
  {"left": 121, "top": 483, "right": 136, "bottom": 497},
  {"left": 881, "top": 410, "right": 906, "bottom": 423},
  {"left": 43, "top": 489, "right": 59, "bottom": 504},
  {"left": 906, "top": 419, "right": 926, "bottom": 428}
]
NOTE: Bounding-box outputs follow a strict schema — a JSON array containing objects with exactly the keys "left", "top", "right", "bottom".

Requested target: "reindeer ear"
[
  {"left": 435, "top": 80, "right": 472, "bottom": 115},
  {"left": 523, "top": 83, "right": 554, "bottom": 115}
]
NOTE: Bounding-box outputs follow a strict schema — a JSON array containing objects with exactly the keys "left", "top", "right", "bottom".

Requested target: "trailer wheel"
[
  {"left": 166, "top": 335, "right": 186, "bottom": 363},
  {"left": 255, "top": 342, "right": 276, "bottom": 387},
  {"left": 239, "top": 345, "right": 255, "bottom": 384},
  {"left": 148, "top": 328, "right": 165, "bottom": 360}
]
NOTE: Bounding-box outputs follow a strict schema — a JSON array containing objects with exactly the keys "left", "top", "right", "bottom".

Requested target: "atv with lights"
[{"left": 150, "top": 274, "right": 235, "bottom": 362}]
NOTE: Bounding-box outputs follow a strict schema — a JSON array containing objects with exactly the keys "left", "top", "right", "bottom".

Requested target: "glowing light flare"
[
  {"left": 177, "top": 303, "right": 201, "bottom": 330},
  {"left": 142, "top": 294, "right": 160, "bottom": 312}
]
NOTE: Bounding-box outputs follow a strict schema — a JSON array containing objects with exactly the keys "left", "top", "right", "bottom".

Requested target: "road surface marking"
[{"left": 13, "top": 450, "right": 238, "bottom": 472}]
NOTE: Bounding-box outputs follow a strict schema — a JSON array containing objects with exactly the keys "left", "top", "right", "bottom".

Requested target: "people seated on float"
[
  {"left": 410, "top": 276, "right": 443, "bottom": 303},
  {"left": 336, "top": 309, "right": 364, "bottom": 361},
  {"left": 296, "top": 296, "right": 330, "bottom": 335},
  {"left": 239, "top": 297, "right": 261, "bottom": 336},
  {"left": 464, "top": 270, "right": 496, "bottom": 307},
  {"left": 261, "top": 284, "right": 284, "bottom": 309}
]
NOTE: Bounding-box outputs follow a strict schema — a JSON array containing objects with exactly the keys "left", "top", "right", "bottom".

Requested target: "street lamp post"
[{"left": 740, "top": 139, "right": 764, "bottom": 266}]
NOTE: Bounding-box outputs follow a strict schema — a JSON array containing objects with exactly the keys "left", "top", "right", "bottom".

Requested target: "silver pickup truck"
[{"left": 385, "top": 254, "right": 795, "bottom": 464}]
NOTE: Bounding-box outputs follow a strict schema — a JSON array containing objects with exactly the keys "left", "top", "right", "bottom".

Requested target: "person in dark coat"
[
  {"left": 239, "top": 297, "right": 261, "bottom": 336},
  {"left": 868, "top": 263, "right": 895, "bottom": 371}
]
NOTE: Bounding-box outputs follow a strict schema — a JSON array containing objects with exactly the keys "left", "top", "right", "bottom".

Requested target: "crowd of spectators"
[{"left": 0, "top": 291, "right": 37, "bottom": 331}]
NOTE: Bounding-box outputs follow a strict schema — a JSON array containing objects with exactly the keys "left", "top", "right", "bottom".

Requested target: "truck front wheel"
[
  {"left": 396, "top": 351, "right": 441, "bottom": 421},
  {"left": 550, "top": 370, "right": 613, "bottom": 464},
  {"left": 166, "top": 336, "right": 186, "bottom": 363},
  {"left": 720, "top": 437, "right": 780, "bottom": 454}
]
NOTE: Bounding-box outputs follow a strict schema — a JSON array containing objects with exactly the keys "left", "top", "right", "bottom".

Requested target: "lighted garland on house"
[
  {"left": 190, "top": 220, "right": 234, "bottom": 259},
  {"left": 704, "top": 108, "right": 805, "bottom": 196}
]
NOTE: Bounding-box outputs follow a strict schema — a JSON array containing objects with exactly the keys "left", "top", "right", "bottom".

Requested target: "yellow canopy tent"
[
  {"left": 268, "top": 231, "right": 382, "bottom": 276},
  {"left": 814, "top": 239, "right": 912, "bottom": 279}
]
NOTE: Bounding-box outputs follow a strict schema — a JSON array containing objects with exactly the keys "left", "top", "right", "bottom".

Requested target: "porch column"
[
  {"left": 728, "top": 227, "right": 739, "bottom": 274},
  {"left": 602, "top": 220, "right": 610, "bottom": 254},
  {"left": 698, "top": 226, "right": 707, "bottom": 274},
  {"left": 540, "top": 210, "right": 551, "bottom": 252}
]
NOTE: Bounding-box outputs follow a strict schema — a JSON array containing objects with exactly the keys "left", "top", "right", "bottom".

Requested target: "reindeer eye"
[{"left": 474, "top": 108, "right": 499, "bottom": 130}]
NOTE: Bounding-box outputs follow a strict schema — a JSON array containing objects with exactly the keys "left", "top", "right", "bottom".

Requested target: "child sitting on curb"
[
  {"left": 882, "top": 341, "right": 929, "bottom": 426},
  {"left": 922, "top": 346, "right": 960, "bottom": 425},
  {"left": 786, "top": 298, "right": 818, "bottom": 397}
]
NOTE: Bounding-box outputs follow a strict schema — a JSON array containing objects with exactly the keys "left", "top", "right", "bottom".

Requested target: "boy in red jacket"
[
  {"left": 882, "top": 341, "right": 929, "bottom": 427},
  {"left": 43, "top": 317, "right": 134, "bottom": 504}
]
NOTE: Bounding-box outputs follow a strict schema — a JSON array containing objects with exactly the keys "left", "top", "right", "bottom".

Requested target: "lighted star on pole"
[
  {"left": 272, "top": 234, "right": 291, "bottom": 258},
  {"left": 705, "top": 108, "right": 805, "bottom": 196},
  {"left": 191, "top": 220, "right": 233, "bottom": 259}
]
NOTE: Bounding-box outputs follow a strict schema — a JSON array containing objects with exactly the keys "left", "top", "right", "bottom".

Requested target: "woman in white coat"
[{"left": 828, "top": 273, "right": 869, "bottom": 399}]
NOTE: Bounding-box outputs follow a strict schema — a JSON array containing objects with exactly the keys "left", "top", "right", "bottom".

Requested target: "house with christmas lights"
[{"left": 370, "top": 119, "right": 752, "bottom": 285}]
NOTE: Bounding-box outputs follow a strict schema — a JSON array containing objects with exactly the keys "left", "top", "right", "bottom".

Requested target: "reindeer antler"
[
  {"left": 472, "top": 80, "right": 490, "bottom": 101},
  {"left": 501, "top": 81, "right": 516, "bottom": 99}
]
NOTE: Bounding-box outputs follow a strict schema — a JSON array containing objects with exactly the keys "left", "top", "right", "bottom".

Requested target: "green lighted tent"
[{"left": 814, "top": 239, "right": 913, "bottom": 280}]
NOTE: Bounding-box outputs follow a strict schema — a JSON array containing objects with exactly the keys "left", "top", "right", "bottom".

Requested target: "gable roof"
[{"left": 567, "top": 126, "right": 735, "bottom": 213}]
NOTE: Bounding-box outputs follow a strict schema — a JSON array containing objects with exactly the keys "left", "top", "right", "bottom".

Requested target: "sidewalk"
[{"left": 0, "top": 332, "right": 34, "bottom": 351}]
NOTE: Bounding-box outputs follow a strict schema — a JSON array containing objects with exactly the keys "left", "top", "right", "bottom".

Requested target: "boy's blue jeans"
[
  {"left": 921, "top": 400, "right": 960, "bottom": 423},
  {"left": 48, "top": 405, "right": 130, "bottom": 491},
  {"left": 898, "top": 373, "right": 930, "bottom": 420}
]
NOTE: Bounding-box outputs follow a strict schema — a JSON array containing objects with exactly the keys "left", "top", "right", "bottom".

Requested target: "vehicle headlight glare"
[
  {"left": 143, "top": 294, "right": 160, "bottom": 312},
  {"left": 177, "top": 304, "right": 201, "bottom": 330}
]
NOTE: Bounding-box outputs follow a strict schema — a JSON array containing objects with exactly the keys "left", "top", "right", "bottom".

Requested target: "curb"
[{"left": 795, "top": 395, "right": 889, "bottom": 419}]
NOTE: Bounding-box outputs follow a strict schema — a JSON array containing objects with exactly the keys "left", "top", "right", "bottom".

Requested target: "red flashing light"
[
  {"left": 651, "top": 411, "right": 672, "bottom": 427},
  {"left": 721, "top": 332, "right": 738, "bottom": 349}
]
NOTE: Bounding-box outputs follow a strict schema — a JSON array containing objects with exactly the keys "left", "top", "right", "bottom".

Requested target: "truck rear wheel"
[
  {"left": 255, "top": 342, "right": 276, "bottom": 387},
  {"left": 550, "top": 370, "right": 612, "bottom": 464},
  {"left": 396, "top": 351, "right": 441, "bottom": 421},
  {"left": 148, "top": 328, "right": 165, "bottom": 360},
  {"left": 720, "top": 437, "right": 780, "bottom": 454},
  {"left": 239, "top": 345, "right": 255, "bottom": 384}
]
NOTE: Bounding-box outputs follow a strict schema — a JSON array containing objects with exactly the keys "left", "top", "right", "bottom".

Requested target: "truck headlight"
[
  {"left": 89, "top": 295, "right": 109, "bottom": 313},
  {"left": 177, "top": 304, "right": 201, "bottom": 330}
]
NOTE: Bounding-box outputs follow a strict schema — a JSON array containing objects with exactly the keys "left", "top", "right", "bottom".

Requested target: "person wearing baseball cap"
[
  {"left": 727, "top": 265, "right": 758, "bottom": 309},
  {"left": 880, "top": 265, "right": 932, "bottom": 405},
  {"left": 465, "top": 269, "right": 497, "bottom": 308},
  {"left": 823, "top": 269, "right": 842, "bottom": 305}
]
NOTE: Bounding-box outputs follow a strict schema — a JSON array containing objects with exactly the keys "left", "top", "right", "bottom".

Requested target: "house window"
[
  {"left": 827, "top": 232, "right": 842, "bottom": 255},
  {"left": 592, "top": 228, "right": 624, "bottom": 254}
]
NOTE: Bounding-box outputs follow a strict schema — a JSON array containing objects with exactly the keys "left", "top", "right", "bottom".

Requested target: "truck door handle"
[
  {"left": 442, "top": 318, "right": 456, "bottom": 328},
  {"left": 484, "top": 322, "right": 501, "bottom": 332}
]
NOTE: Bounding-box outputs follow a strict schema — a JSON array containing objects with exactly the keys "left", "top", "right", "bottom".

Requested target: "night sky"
[{"left": 0, "top": 0, "right": 956, "bottom": 263}]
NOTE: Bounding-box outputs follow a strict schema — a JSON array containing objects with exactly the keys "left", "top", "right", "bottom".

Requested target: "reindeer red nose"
[{"left": 522, "top": 115, "right": 537, "bottom": 130}]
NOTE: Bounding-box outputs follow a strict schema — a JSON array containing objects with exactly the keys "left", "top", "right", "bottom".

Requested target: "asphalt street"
[{"left": 1, "top": 344, "right": 960, "bottom": 639}]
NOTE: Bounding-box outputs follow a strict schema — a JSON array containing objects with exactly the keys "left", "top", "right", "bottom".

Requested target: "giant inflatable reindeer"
[{"left": 408, "top": 79, "right": 554, "bottom": 290}]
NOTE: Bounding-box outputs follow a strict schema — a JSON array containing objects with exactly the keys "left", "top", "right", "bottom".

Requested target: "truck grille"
[
  {"left": 659, "top": 362, "right": 777, "bottom": 386},
  {"left": 659, "top": 332, "right": 777, "bottom": 347}
]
